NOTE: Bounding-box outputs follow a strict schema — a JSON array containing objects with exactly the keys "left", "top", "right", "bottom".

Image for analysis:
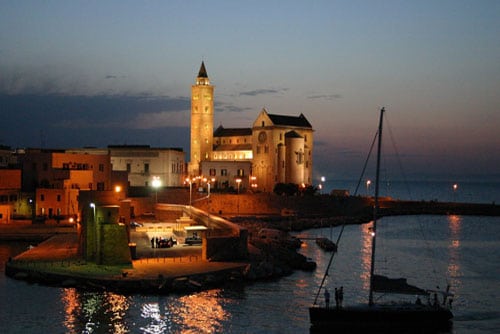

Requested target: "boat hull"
[{"left": 309, "top": 304, "right": 453, "bottom": 333}]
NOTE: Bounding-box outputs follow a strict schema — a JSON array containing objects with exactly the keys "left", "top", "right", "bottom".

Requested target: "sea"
[{"left": 0, "top": 180, "right": 499, "bottom": 334}]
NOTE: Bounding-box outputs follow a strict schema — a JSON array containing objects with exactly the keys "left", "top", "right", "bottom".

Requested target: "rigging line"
[
  {"left": 385, "top": 115, "right": 413, "bottom": 200},
  {"left": 312, "top": 224, "right": 346, "bottom": 306},
  {"left": 385, "top": 116, "right": 442, "bottom": 284},
  {"left": 354, "top": 129, "right": 378, "bottom": 196}
]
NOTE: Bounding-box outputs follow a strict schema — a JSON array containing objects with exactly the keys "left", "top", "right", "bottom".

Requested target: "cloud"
[
  {"left": 307, "top": 94, "right": 342, "bottom": 100},
  {"left": 239, "top": 88, "right": 289, "bottom": 96},
  {"left": 215, "top": 101, "right": 253, "bottom": 113},
  {"left": 128, "top": 110, "right": 189, "bottom": 129},
  {"left": 0, "top": 92, "right": 191, "bottom": 147}
]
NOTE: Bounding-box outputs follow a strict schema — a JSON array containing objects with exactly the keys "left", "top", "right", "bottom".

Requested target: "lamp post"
[
  {"left": 236, "top": 178, "right": 242, "bottom": 194},
  {"left": 152, "top": 176, "right": 161, "bottom": 203},
  {"left": 90, "top": 203, "right": 97, "bottom": 259},
  {"left": 453, "top": 183, "right": 458, "bottom": 202},
  {"left": 366, "top": 179, "right": 372, "bottom": 196},
  {"left": 185, "top": 177, "right": 193, "bottom": 216},
  {"left": 320, "top": 176, "right": 325, "bottom": 194},
  {"left": 207, "top": 178, "right": 215, "bottom": 228},
  {"left": 235, "top": 178, "right": 242, "bottom": 214}
]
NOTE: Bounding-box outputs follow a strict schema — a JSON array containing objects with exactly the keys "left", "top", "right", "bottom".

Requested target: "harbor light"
[{"left": 152, "top": 176, "right": 161, "bottom": 203}]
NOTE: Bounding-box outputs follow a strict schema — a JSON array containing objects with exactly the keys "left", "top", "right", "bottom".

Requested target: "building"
[
  {"left": 108, "top": 145, "right": 185, "bottom": 188},
  {"left": 251, "top": 110, "right": 313, "bottom": 192},
  {"left": 20, "top": 148, "right": 118, "bottom": 220},
  {"left": 189, "top": 61, "right": 214, "bottom": 177},
  {"left": 189, "top": 62, "right": 314, "bottom": 192},
  {"left": 0, "top": 169, "right": 22, "bottom": 223}
]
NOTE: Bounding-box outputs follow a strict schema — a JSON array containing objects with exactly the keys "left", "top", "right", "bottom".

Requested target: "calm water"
[
  {"left": 1, "top": 180, "right": 499, "bottom": 333},
  {"left": 325, "top": 179, "right": 499, "bottom": 204}
]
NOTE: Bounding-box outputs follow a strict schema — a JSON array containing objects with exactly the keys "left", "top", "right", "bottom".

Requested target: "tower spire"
[{"left": 198, "top": 61, "right": 208, "bottom": 78}]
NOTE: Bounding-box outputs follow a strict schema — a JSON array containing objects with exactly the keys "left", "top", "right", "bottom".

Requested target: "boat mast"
[{"left": 369, "top": 107, "right": 385, "bottom": 306}]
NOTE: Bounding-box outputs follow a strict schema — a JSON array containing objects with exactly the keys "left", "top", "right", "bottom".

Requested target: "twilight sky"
[{"left": 1, "top": 1, "right": 499, "bottom": 181}]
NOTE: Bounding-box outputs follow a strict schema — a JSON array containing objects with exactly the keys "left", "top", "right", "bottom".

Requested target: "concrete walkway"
[{"left": 10, "top": 231, "right": 248, "bottom": 285}]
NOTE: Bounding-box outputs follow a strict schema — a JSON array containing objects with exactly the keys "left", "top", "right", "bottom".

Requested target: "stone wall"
[
  {"left": 99, "top": 223, "right": 131, "bottom": 265},
  {"left": 204, "top": 227, "right": 248, "bottom": 261}
]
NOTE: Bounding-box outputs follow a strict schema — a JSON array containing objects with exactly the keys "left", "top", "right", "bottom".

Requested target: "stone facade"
[
  {"left": 189, "top": 61, "right": 214, "bottom": 176},
  {"left": 189, "top": 62, "right": 314, "bottom": 192}
]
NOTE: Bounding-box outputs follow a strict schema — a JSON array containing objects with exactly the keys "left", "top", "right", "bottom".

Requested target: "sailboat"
[{"left": 309, "top": 108, "right": 454, "bottom": 332}]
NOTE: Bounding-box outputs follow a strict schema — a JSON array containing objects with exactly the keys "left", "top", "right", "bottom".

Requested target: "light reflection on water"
[{"left": 1, "top": 215, "right": 500, "bottom": 333}]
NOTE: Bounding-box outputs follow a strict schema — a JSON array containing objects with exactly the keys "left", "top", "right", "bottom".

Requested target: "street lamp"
[
  {"left": 185, "top": 178, "right": 193, "bottom": 215},
  {"left": 152, "top": 176, "right": 161, "bottom": 203},
  {"left": 453, "top": 183, "right": 458, "bottom": 202},
  {"left": 320, "top": 176, "right": 325, "bottom": 194},
  {"left": 235, "top": 178, "right": 242, "bottom": 194},
  {"left": 235, "top": 178, "right": 242, "bottom": 215},
  {"left": 90, "top": 202, "right": 97, "bottom": 257},
  {"left": 90, "top": 202, "right": 96, "bottom": 215},
  {"left": 366, "top": 180, "right": 372, "bottom": 196},
  {"left": 114, "top": 185, "right": 122, "bottom": 201}
]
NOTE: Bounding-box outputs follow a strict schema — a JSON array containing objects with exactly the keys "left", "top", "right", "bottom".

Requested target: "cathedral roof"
[
  {"left": 213, "top": 125, "right": 252, "bottom": 137},
  {"left": 267, "top": 113, "right": 312, "bottom": 128},
  {"left": 198, "top": 61, "right": 208, "bottom": 78}
]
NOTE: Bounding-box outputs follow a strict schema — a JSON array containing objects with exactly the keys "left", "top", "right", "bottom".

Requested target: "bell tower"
[{"left": 189, "top": 62, "right": 214, "bottom": 176}]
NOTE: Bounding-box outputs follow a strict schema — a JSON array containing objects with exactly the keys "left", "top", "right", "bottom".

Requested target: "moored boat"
[
  {"left": 309, "top": 108, "right": 454, "bottom": 332},
  {"left": 314, "top": 237, "right": 337, "bottom": 251}
]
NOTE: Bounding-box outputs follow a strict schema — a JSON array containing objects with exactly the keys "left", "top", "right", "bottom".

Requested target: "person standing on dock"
[
  {"left": 339, "top": 286, "right": 344, "bottom": 308},
  {"left": 335, "top": 287, "right": 339, "bottom": 309}
]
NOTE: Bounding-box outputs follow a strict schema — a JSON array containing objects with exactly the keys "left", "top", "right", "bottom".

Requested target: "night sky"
[{"left": 1, "top": 1, "right": 499, "bottom": 181}]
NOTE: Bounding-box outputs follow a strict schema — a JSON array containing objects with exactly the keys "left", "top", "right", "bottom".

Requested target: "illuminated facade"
[
  {"left": 189, "top": 61, "right": 214, "bottom": 176},
  {"left": 0, "top": 169, "right": 22, "bottom": 223},
  {"left": 107, "top": 145, "right": 185, "bottom": 187},
  {"left": 21, "top": 149, "right": 117, "bottom": 219},
  {"left": 189, "top": 62, "right": 314, "bottom": 192}
]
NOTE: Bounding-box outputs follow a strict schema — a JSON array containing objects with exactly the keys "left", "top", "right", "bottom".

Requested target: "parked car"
[
  {"left": 130, "top": 221, "right": 143, "bottom": 228},
  {"left": 185, "top": 236, "right": 202, "bottom": 245},
  {"left": 158, "top": 237, "right": 177, "bottom": 248}
]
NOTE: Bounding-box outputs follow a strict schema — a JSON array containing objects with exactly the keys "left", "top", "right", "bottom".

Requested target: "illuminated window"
[{"left": 221, "top": 169, "right": 228, "bottom": 176}]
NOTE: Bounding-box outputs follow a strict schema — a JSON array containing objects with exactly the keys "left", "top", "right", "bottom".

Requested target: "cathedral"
[{"left": 188, "top": 62, "right": 313, "bottom": 192}]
